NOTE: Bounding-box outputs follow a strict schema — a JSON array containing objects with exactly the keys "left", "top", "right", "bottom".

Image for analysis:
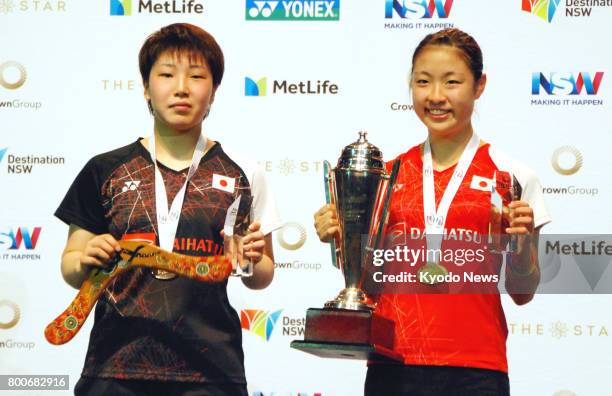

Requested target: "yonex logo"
[
  {"left": 122, "top": 180, "right": 141, "bottom": 192},
  {"left": 247, "top": 1, "right": 279, "bottom": 18},
  {"left": 246, "top": 0, "right": 339, "bottom": 21}
]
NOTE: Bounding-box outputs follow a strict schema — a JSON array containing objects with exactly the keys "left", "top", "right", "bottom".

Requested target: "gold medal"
[{"left": 418, "top": 262, "right": 448, "bottom": 285}]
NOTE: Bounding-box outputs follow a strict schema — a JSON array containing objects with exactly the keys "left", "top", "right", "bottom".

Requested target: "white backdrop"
[{"left": 1, "top": 1, "right": 611, "bottom": 395}]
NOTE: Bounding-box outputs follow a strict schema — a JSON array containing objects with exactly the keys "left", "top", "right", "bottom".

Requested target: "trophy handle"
[
  {"left": 367, "top": 160, "right": 401, "bottom": 256},
  {"left": 509, "top": 174, "right": 522, "bottom": 252},
  {"left": 324, "top": 160, "right": 342, "bottom": 269}
]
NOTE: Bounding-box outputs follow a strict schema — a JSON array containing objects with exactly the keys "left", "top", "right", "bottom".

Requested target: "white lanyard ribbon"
[
  {"left": 149, "top": 133, "right": 207, "bottom": 251},
  {"left": 422, "top": 133, "right": 480, "bottom": 260}
]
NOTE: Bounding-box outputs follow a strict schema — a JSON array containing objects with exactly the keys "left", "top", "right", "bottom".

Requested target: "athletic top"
[
  {"left": 55, "top": 139, "right": 282, "bottom": 383},
  {"left": 373, "top": 142, "right": 550, "bottom": 373}
]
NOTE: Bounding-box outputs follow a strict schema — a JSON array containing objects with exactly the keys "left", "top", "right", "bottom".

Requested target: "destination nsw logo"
[
  {"left": 0, "top": 147, "right": 65, "bottom": 174},
  {"left": 240, "top": 309, "right": 306, "bottom": 340},
  {"left": 384, "top": 0, "right": 455, "bottom": 30},
  {"left": 522, "top": 0, "right": 612, "bottom": 21},
  {"left": 530, "top": 72, "right": 604, "bottom": 106},
  {"left": 521, "top": 0, "right": 560, "bottom": 22},
  {"left": 246, "top": 0, "right": 339, "bottom": 20},
  {"left": 245, "top": 76, "right": 338, "bottom": 96}
]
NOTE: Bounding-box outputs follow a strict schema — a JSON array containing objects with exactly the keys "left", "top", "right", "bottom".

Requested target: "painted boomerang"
[{"left": 44, "top": 240, "right": 232, "bottom": 345}]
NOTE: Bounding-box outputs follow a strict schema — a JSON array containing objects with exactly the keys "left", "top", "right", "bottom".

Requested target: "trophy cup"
[{"left": 291, "top": 132, "right": 402, "bottom": 361}]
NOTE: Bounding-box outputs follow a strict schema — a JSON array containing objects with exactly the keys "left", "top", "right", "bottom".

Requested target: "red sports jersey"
[{"left": 374, "top": 142, "right": 550, "bottom": 373}]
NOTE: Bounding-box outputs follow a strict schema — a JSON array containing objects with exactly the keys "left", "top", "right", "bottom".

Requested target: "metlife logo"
[
  {"left": 245, "top": 76, "right": 339, "bottom": 96},
  {"left": 245, "top": 0, "right": 339, "bottom": 21},
  {"left": 110, "top": 0, "right": 204, "bottom": 15}
]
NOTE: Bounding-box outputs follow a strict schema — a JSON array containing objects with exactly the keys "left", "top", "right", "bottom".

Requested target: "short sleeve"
[
  {"left": 488, "top": 145, "right": 551, "bottom": 229},
  {"left": 55, "top": 158, "right": 108, "bottom": 235},
  {"left": 518, "top": 169, "right": 551, "bottom": 229}
]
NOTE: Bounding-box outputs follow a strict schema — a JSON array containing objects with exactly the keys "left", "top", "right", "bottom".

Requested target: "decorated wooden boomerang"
[{"left": 44, "top": 240, "right": 232, "bottom": 345}]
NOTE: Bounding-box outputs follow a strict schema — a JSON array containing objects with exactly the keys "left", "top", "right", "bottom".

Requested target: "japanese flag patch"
[
  {"left": 212, "top": 174, "right": 235, "bottom": 193},
  {"left": 470, "top": 175, "right": 493, "bottom": 192}
]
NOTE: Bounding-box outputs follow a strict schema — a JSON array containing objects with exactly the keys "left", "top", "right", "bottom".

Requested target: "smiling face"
[
  {"left": 144, "top": 50, "right": 216, "bottom": 133},
  {"left": 411, "top": 45, "right": 486, "bottom": 139}
]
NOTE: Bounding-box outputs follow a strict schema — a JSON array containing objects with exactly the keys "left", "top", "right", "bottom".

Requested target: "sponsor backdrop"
[{"left": 1, "top": 1, "right": 611, "bottom": 395}]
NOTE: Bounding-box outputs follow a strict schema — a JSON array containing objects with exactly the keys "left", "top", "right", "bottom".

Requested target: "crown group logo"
[
  {"left": 0, "top": 148, "right": 65, "bottom": 174},
  {"left": 0, "top": 61, "right": 43, "bottom": 111},
  {"left": 110, "top": 0, "right": 203, "bottom": 15},
  {"left": 530, "top": 72, "right": 604, "bottom": 106},
  {"left": 384, "top": 0, "right": 455, "bottom": 30},
  {"left": 244, "top": 76, "right": 339, "bottom": 96},
  {"left": 246, "top": 0, "right": 339, "bottom": 21},
  {"left": 542, "top": 146, "right": 598, "bottom": 197},
  {"left": 240, "top": 309, "right": 283, "bottom": 341},
  {"left": 0, "top": 227, "right": 42, "bottom": 260},
  {"left": 551, "top": 146, "right": 582, "bottom": 176},
  {"left": 0, "top": 300, "right": 20, "bottom": 330}
]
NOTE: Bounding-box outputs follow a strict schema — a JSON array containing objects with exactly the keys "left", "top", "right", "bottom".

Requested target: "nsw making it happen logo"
[
  {"left": 530, "top": 72, "right": 604, "bottom": 106},
  {"left": 384, "top": 0, "right": 455, "bottom": 29},
  {"left": 245, "top": 0, "right": 340, "bottom": 21},
  {"left": 0, "top": 227, "right": 43, "bottom": 261}
]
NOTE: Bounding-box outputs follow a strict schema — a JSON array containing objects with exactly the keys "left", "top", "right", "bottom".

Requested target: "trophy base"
[
  {"left": 290, "top": 308, "right": 401, "bottom": 362},
  {"left": 290, "top": 340, "right": 403, "bottom": 362},
  {"left": 323, "top": 287, "right": 375, "bottom": 311}
]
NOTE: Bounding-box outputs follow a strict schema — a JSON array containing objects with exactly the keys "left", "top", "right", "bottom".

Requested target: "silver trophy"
[
  {"left": 324, "top": 131, "right": 400, "bottom": 311},
  {"left": 291, "top": 131, "right": 401, "bottom": 361}
]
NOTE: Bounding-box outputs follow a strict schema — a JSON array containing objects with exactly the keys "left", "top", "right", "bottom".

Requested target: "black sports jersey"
[{"left": 55, "top": 139, "right": 281, "bottom": 383}]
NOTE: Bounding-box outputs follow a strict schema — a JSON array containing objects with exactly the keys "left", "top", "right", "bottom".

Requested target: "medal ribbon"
[
  {"left": 422, "top": 132, "right": 480, "bottom": 263},
  {"left": 149, "top": 133, "right": 207, "bottom": 251}
]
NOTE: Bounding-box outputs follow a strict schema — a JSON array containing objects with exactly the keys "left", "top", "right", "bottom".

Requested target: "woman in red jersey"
[{"left": 314, "top": 28, "right": 550, "bottom": 396}]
